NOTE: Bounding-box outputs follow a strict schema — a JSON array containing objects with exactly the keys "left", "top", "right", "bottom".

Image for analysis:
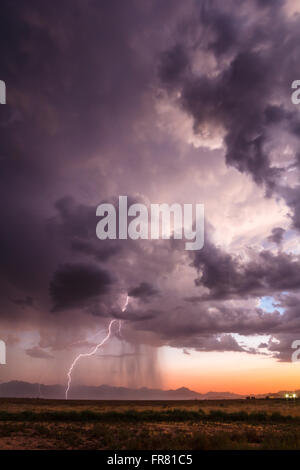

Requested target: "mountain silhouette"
[{"left": 0, "top": 381, "right": 244, "bottom": 400}]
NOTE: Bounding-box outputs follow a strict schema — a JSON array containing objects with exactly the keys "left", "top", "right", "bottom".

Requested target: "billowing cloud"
[
  {"left": 49, "top": 263, "right": 113, "bottom": 311},
  {"left": 159, "top": 0, "right": 300, "bottom": 224},
  {"left": 128, "top": 282, "right": 159, "bottom": 301},
  {"left": 192, "top": 238, "right": 300, "bottom": 300},
  {"left": 267, "top": 227, "right": 285, "bottom": 246}
]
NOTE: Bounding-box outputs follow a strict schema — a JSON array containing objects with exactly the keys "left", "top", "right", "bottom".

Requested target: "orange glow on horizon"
[{"left": 160, "top": 348, "right": 300, "bottom": 395}]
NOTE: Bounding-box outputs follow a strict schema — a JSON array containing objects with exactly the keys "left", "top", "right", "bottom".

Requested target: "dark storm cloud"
[
  {"left": 0, "top": 0, "right": 155, "bottom": 160},
  {"left": 136, "top": 303, "right": 282, "bottom": 339},
  {"left": 49, "top": 263, "right": 113, "bottom": 311},
  {"left": 266, "top": 294, "right": 300, "bottom": 362},
  {"left": 140, "top": 289, "right": 300, "bottom": 361},
  {"left": 258, "top": 342, "right": 268, "bottom": 348},
  {"left": 170, "top": 333, "right": 246, "bottom": 353},
  {"left": 128, "top": 282, "right": 159, "bottom": 301},
  {"left": 26, "top": 346, "right": 54, "bottom": 359},
  {"left": 11, "top": 296, "right": 34, "bottom": 308},
  {"left": 0, "top": 0, "right": 183, "bottom": 311},
  {"left": 48, "top": 194, "right": 161, "bottom": 263},
  {"left": 159, "top": 0, "right": 300, "bottom": 201},
  {"left": 128, "top": 292, "right": 300, "bottom": 360},
  {"left": 177, "top": 333, "right": 246, "bottom": 353},
  {"left": 192, "top": 238, "right": 300, "bottom": 300},
  {"left": 131, "top": 303, "right": 268, "bottom": 352},
  {"left": 161, "top": 50, "right": 279, "bottom": 190},
  {"left": 159, "top": 45, "right": 189, "bottom": 84},
  {"left": 200, "top": 4, "right": 241, "bottom": 57},
  {"left": 0, "top": 0, "right": 188, "bottom": 331},
  {"left": 263, "top": 333, "right": 297, "bottom": 362},
  {"left": 281, "top": 186, "right": 300, "bottom": 232},
  {"left": 267, "top": 227, "right": 285, "bottom": 245},
  {"left": 114, "top": 307, "right": 160, "bottom": 322},
  {"left": 48, "top": 196, "right": 123, "bottom": 262}
]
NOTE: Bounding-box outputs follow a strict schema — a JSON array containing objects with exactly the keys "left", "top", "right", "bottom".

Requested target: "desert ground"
[{"left": 1, "top": 398, "right": 300, "bottom": 450}]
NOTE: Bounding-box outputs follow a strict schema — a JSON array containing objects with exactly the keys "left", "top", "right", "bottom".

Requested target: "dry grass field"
[{"left": 1, "top": 398, "right": 300, "bottom": 450}]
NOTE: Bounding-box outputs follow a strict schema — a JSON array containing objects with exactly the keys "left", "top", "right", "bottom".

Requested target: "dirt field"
[{"left": 1, "top": 398, "right": 300, "bottom": 449}]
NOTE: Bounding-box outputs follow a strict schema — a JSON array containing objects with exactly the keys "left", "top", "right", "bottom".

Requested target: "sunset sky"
[{"left": 2, "top": 0, "right": 300, "bottom": 395}]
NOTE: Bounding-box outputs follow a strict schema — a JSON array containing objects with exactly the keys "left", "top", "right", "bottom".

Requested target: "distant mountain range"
[
  {"left": 0, "top": 381, "right": 244, "bottom": 400},
  {"left": 0, "top": 381, "right": 298, "bottom": 400}
]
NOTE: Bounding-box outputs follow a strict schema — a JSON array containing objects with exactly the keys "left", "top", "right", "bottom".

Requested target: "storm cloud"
[
  {"left": 192, "top": 238, "right": 300, "bottom": 300},
  {"left": 49, "top": 263, "right": 113, "bottom": 311},
  {"left": 2, "top": 0, "right": 300, "bottom": 392}
]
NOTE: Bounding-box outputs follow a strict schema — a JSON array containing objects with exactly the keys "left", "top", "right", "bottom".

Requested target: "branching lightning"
[{"left": 65, "top": 295, "right": 129, "bottom": 400}]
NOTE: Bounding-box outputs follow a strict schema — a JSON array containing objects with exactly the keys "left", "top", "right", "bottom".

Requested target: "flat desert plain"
[{"left": 0, "top": 398, "right": 300, "bottom": 449}]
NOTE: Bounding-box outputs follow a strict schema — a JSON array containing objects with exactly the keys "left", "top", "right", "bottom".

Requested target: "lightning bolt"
[
  {"left": 65, "top": 295, "right": 129, "bottom": 400},
  {"left": 122, "top": 294, "right": 129, "bottom": 312}
]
